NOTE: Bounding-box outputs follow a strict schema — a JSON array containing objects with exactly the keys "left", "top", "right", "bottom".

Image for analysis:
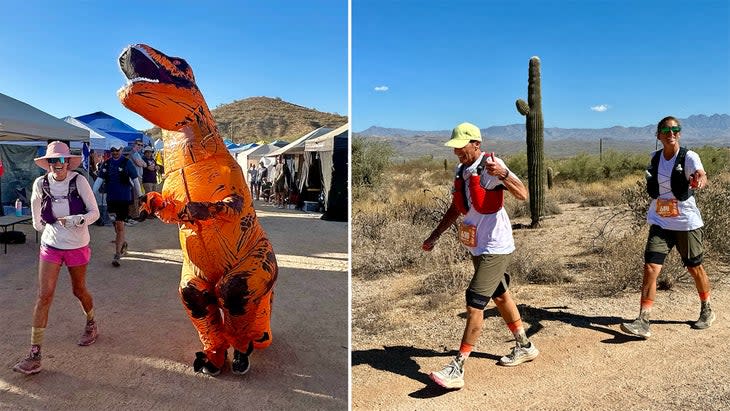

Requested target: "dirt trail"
[
  {"left": 0, "top": 201, "right": 348, "bottom": 410},
  {"left": 352, "top": 204, "right": 730, "bottom": 410}
]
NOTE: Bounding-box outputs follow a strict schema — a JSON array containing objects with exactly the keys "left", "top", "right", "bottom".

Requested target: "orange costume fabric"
[{"left": 117, "top": 44, "right": 277, "bottom": 369}]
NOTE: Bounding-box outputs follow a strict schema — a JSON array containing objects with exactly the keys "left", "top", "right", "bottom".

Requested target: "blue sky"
[
  {"left": 353, "top": 0, "right": 730, "bottom": 131},
  {"left": 0, "top": 0, "right": 347, "bottom": 133}
]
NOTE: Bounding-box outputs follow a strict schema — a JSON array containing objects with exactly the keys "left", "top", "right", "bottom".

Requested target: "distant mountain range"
[
  {"left": 356, "top": 114, "right": 730, "bottom": 158},
  {"left": 146, "top": 96, "right": 347, "bottom": 143}
]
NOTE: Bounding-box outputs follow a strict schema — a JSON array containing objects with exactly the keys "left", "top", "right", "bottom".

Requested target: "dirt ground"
[
  {"left": 352, "top": 204, "right": 730, "bottom": 410},
  {"left": 0, "top": 200, "right": 348, "bottom": 410}
]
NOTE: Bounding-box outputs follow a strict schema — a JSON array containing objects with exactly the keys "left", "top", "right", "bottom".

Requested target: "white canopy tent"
[
  {"left": 0, "top": 93, "right": 89, "bottom": 142},
  {"left": 266, "top": 127, "right": 332, "bottom": 158}
]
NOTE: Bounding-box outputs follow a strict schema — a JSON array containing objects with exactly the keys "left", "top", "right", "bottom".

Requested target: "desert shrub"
[
  {"left": 696, "top": 172, "right": 730, "bottom": 263},
  {"left": 590, "top": 227, "right": 688, "bottom": 297},
  {"left": 509, "top": 248, "right": 572, "bottom": 284},
  {"left": 352, "top": 137, "right": 395, "bottom": 199},
  {"left": 352, "top": 188, "right": 467, "bottom": 281},
  {"left": 554, "top": 150, "right": 646, "bottom": 183},
  {"left": 691, "top": 146, "right": 730, "bottom": 176}
]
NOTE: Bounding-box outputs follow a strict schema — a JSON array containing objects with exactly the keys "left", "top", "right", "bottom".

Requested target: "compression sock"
[
  {"left": 458, "top": 342, "right": 473, "bottom": 360},
  {"left": 639, "top": 299, "right": 653, "bottom": 321},
  {"left": 507, "top": 319, "right": 529, "bottom": 345}
]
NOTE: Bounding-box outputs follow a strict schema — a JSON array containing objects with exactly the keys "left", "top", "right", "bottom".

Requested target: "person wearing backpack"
[
  {"left": 13, "top": 141, "right": 100, "bottom": 375},
  {"left": 421, "top": 122, "right": 537, "bottom": 389},
  {"left": 621, "top": 116, "right": 715, "bottom": 338},
  {"left": 92, "top": 142, "right": 143, "bottom": 267}
]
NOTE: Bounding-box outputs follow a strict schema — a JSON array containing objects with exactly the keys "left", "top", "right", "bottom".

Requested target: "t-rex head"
[{"left": 117, "top": 44, "right": 213, "bottom": 131}]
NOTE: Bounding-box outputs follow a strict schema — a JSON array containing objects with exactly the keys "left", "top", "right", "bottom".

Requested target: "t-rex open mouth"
[{"left": 119, "top": 45, "right": 164, "bottom": 84}]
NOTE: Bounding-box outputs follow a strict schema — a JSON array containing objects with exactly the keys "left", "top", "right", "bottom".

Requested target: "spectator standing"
[
  {"left": 142, "top": 146, "right": 158, "bottom": 194},
  {"left": 247, "top": 164, "right": 258, "bottom": 195},
  {"left": 128, "top": 139, "right": 146, "bottom": 219}
]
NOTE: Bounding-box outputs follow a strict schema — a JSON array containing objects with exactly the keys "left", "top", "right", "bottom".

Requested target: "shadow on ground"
[{"left": 353, "top": 304, "right": 694, "bottom": 399}]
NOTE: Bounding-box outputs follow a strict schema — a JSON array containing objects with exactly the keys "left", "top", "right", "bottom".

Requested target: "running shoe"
[
  {"left": 620, "top": 317, "right": 651, "bottom": 338},
  {"left": 694, "top": 303, "right": 716, "bottom": 329},
  {"left": 499, "top": 341, "right": 539, "bottom": 366},
  {"left": 429, "top": 356, "right": 465, "bottom": 389},
  {"left": 78, "top": 319, "right": 98, "bottom": 346},
  {"left": 13, "top": 349, "right": 41, "bottom": 375},
  {"left": 112, "top": 253, "right": 121, "bottom": 267}
]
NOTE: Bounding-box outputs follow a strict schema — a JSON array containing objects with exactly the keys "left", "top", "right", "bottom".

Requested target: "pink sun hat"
[{"left": 34, "top": 141, "right": 83, "bottom": 170}]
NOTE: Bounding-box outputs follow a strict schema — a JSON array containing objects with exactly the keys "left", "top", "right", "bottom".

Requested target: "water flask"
[{"left": 15, "top": 198, "right": 23, "bottom": 217}]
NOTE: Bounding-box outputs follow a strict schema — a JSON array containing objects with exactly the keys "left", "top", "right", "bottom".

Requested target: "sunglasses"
[
  {"left": 47, "top": 158, "right": 66, "bottom": 164},
  {"left": 660, "top": 126, "right": 681, "bottom": 134}
]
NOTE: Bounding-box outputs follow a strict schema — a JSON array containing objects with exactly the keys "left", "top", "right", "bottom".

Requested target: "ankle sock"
[
  {"left": 31, "top": 327, "right": 45, "bottom": 346},
  {"left": 85, "top": 308, "right": 95, "bottom": 322}
]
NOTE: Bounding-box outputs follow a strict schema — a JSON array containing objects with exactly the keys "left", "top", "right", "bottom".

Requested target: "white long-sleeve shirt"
[{"left": 31, "top": 171, "right": 100, "bottom": 250}]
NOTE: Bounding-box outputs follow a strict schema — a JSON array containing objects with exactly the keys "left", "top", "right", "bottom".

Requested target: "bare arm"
[
  {"left": 422, "top": 202, "right": 460, "bottom": 251},
  {"left": 484, "top": 160, "right": 528, "bottom": 200}
]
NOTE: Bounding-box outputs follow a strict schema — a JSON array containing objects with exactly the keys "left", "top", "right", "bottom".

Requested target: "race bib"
[
  {"left": 656, "top": 199, "right": 679, "bottom": 218},
  {"left": 459, "top": 223, "right": 477, "bottom": 247}
]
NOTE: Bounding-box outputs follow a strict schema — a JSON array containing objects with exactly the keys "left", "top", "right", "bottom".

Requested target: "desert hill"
[{"left": 145, "top": 96, "right": 347, "bottom": 143}]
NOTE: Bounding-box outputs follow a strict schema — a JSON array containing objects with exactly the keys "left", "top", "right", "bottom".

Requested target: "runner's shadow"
[
  {"left": 351, "top": 345, "right": 500, "bottom": 399},
  {"left": 469, "top": 305, "right": 691, "bottom": 344}
]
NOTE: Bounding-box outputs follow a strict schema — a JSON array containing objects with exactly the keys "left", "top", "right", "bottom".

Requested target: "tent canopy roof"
[
  {"left": 267, "top": 127, "right": 334, "bottom": 157},
  {"left": 63, "top": 116, "right": 128, "bottom": 151},
  {"left": 75, "top": 111, "right": 148, "bottom": 143},
  {"left": 305, "top": 123, "right": 349, "bottom": 152},
  {"left": 0, "top": 92, "right": 89, "bottom": 142}
]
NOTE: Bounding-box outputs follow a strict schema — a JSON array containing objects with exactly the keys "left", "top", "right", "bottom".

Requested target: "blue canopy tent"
[{"left": 74, "top": 111, "right": 150, "bottom": 146}]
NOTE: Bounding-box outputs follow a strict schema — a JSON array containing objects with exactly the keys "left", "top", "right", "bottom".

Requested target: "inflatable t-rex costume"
[{"left": 117, "top": 44, "right": 277, "bottom": 376}]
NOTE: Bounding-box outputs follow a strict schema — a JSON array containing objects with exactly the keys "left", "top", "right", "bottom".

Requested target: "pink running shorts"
[{"left": 39, "top": 244, "right": 91, "bottom": 267}]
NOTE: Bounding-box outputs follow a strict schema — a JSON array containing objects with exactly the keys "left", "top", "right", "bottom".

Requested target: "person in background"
[
  {"left": 256, "top": 161, "right": 268, "bottom": 201},
  {"left": 13, "top": 141, "right": 100, "bottom": 375},
  {"left": 273, "top": 156, "right": 290, "bottom": 209},
  {"left": 141, "top": 146, "right": 158, "bottom": 195},
  {"left": 247, "top": 163, "right": 258, "bottom": 195},
  {"left": 422, "top": 122, "right": 538, "bottom": 390},
  {"left": 620, "top": 116, "right": 715, "bottom": 338},
  {"left": 128, "top": 139, "right": 146, "bottom": 220},
  {"left": 93, "top": 142, "right": 143, "bottom": 267}
]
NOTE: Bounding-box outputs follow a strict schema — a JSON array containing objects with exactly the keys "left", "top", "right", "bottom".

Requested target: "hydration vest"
[
  {"left": 452, "top": 155, "right": 504, "bottom": 215},
  {"left": 646, "top": 147, "right": 692, "bottom": 201},
  {"left": 40, "top": 174, "right": 87, "bottom": 225}
]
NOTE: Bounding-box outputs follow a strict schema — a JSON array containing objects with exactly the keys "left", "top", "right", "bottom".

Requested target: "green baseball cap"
[{"left": 445, "top": 122, "right": 481, "bottom": 148}]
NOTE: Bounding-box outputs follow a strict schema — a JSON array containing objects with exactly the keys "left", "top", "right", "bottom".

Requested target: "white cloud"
[
  {"left": 374, "top": 85, "right": 389, "bottom": 92},
  {"left": 590, "top": 104, "right": 610, "bottom": 112}
]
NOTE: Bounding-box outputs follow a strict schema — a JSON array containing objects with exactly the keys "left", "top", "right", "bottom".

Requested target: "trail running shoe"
[
  {"left": 13, "top": 351, "right": 41, "bottom": 375},
  {"left": 120, "top": 241, "right": 128, "bottom": 255},
  {"left": 621, "top": 317, "right": 651, "bottom": 338},
  {"left": 78, "top": 319, "right": 98, "bottom": 346},
  {"left": 694, "top": 303, "right": 716, "bottom": 329},
  {"left": 112, "top": 253, "right": 121, "bottom": 267},
  {"left": 429, "top": 356, "right": 465, "bottom": 389},
  {"left": 499, "top": 341, "right": 539, "bottom": 366}
]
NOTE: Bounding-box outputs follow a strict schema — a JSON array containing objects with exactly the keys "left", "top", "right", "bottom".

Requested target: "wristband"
[{"left": 498, "top": 170, "right": 510, "bottom": 181}]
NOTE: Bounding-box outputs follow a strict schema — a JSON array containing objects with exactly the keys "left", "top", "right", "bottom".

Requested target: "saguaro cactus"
[{"left": 516, "top": 56, "right": 545, "bottom": 228}]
